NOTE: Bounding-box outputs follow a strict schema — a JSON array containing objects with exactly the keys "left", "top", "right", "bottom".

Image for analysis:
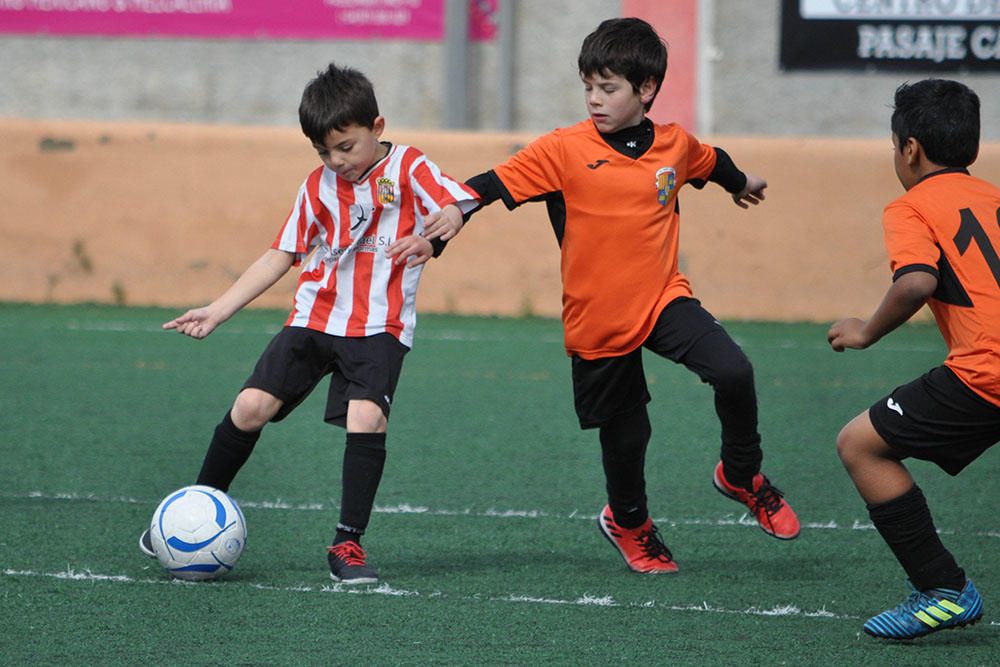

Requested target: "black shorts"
[
  {"left": 243, "top": 326, "right": 408, "bottom": 427},
  {"left": 869, "top": 365, "right": 1000, "bottom": 475},
  {"left": 571, "top": 298, "right": 731, "bottom": 428}
]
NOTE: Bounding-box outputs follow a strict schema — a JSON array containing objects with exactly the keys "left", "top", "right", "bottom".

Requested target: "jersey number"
[{"left": 954, "top": 207, "right": 1000, "bottom": 289}]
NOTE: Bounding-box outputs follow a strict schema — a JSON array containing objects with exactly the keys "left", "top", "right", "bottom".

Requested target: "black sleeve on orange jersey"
[
  {"left": 895, "top": 255, "right": 973, "bottom": 308},
  {"left": 463, "top": 170, "right": 565, "bottom": 246},
  {"left": 893, "top": 263, "right": 939, "bottom": 281},
  {"left": 463, "top": 170, "right": 523, "bottom": 221},
  {"left": 688, "top": 147, "right": 747, "bottom": 194}
]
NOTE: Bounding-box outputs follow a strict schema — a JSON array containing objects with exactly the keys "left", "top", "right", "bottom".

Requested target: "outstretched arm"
[
  {"left": 732, "top": 173, "right": 767, "bottom": 209},
  {"left": 163, "top": 248, "right": 295, "bottom": 339},
  {"left": 420, "top": 203, "right": 466, "bottom": 242},
  {"left": 694, "top": 147, "right": 766, "bottom": 209},
  {"left": 827, "top": 270, "right": 938, "bottom": 351}
]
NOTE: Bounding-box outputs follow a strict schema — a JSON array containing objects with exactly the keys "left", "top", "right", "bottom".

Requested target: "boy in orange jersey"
[
  {"left": 400, "top": 17, "right": 800, "bottom": 574},
  {"left": 828, "top": 79, "right": 991, "bottom": 640}
]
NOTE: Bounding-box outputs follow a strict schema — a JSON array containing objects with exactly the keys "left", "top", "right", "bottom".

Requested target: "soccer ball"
[{"left": 149, "top": 485, "right": 247, "bottom": 581}]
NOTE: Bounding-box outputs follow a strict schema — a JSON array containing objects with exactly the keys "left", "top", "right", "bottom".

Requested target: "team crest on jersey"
[
  {"left": 655, "top": 167, "right": 676, "bottom": 206},
  {"left": 376, "top": 177, "right": 396, "bottom": 205}
]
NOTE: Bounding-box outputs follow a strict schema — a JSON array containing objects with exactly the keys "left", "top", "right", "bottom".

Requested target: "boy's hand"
[
  {"left": 733, "top": 174, "right": 767, "bottom": 209},
  {"left": 163, "top": 306, "right": 220, "bottom": 339},
  {"left": 422, "top": 204, "right": 464, "bottom": 241},
  {"left": 827, "top": 318, "right": 871, "bottom": 352},
  {"left": 387, "top": 234, "right": 434, "bottom": 267}
]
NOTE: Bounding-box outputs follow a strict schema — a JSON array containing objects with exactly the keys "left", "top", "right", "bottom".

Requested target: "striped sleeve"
[
  {"left": 272, "top": 167, "right": 323, "bottom": 264},
  {"left": 407, "top": 150, "right": 479, "bottom": 214}
]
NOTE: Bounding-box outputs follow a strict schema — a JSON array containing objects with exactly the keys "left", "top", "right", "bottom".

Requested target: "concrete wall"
[
  {"left": 9, "top": 117, "right": 1000, "bottom": 322},
  {"left": 0, "top": 0, "right": 618, "bottom": 133},
  {"left": 3, "top": 1, "right": 1000, "bottom": 137}
]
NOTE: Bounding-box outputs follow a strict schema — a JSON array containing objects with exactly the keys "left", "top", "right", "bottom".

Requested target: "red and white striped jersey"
[{"left": 273, "top": 144, "right": 478, "bottom": 347}]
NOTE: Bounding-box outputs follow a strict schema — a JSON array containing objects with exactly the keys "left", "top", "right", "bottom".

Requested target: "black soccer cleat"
[{"left": 327, "top": 541, "right": 379, "bottom": 584}]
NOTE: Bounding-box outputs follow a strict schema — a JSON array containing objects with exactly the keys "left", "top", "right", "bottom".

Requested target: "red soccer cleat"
[
  {"left": 597, "top": 505, "right": 678, "bottom": 574},
  {"left": 713, "top": 462, "right": 800, "bottom": 540}
]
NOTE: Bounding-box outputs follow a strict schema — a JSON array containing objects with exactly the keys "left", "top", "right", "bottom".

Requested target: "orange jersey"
[
  {"left": 883, "top": 169, "right": 1000, "bottom": 406},
  {"left": 493, "top": 120, "right": 717, "bottom": 359}
]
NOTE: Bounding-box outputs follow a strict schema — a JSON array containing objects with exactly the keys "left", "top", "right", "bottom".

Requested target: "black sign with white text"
[{"left": 781, "top": 0, "right": 1000, "bottom": 70}]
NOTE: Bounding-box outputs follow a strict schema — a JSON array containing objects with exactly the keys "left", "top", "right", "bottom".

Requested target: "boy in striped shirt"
[{"left": 140, "top": 63, "right": 478, "bottom": 583}]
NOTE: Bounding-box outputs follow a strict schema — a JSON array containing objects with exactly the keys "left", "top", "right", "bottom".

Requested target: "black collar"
[
  {"left": 600, "top": 118, "right": 654, "bottom": 159},
  {"left": 916, "top": 166, "right": 970, "bottom": 185}
]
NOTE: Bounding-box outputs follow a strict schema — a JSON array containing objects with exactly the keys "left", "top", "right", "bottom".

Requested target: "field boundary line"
[
  {"left": 6, "top": 490, "right": 999, "bottom": 540},
  {"left": 1, "top": 566, "right": 862, "bottom": 621}
]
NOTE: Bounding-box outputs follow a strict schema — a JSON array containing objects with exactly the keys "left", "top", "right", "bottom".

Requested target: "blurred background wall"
[
  {"left": 4, "top": 0, "right": 1000, "bottom": 137},
  {"left": 4, "top": 0, "right": 1000, "bottom": 320}
]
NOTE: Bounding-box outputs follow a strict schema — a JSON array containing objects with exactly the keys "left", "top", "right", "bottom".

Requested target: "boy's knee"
[
  {"left": 712, "top": 354, "right": 754, "bottom": 393},
  {"left": 232, "top": 389, "right": 282, "bottom": 430},
  {"left": 347, "top": 399, "right": 387, "bottom": 433},
  {"left": 835, "top": 423, "right": 857, "bottom": 465},
  {"left": 836, "top": 416, "right": 879, "bottom": 469}
]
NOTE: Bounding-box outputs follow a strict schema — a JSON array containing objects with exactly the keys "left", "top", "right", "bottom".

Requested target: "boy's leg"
[
  {"left": 335, "top": 399, "right": 388, "bottom": 545},
  {"left": 837, "top": 408, "right": 985, "bottom": 639},
  {"left": 324, "top": 334, "right": 405, "bottom": 584},
  {"left": 571, "top": 351, "right": 677, "bottom": 573},
  {"left": 195, "top": 327, "right": 333, "bottom": 492},
  {"left": 195, "top": 388, "right": 279, "bottom": 492},
  {"left": 643, "top": 299, "right": 761, "bottom": 486},
  {"left": 644, "top": 298, "right": 799, "bottom": 539},
  {"left": 599, "top": 403, "right": 652, "bottom": 529},
  {"left": 837, "top": 411, "right": 965, "bottom": 592},
  {"left": 571, "top": 349, "right": 652, "bottom": 526},
  {"left": 677, "top": 329, "right": 761, "bottom": 487}
]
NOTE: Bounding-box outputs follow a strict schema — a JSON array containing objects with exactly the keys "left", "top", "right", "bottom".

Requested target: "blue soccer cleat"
[{"left": 863, "top": 579, "right": 983, "bottom": 640}]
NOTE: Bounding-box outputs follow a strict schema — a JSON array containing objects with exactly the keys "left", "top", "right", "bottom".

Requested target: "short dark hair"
[
  {"left": 299, "top": 63, "right": 380, "bottom": 145},
  {"left": 891, "top": 79, "right": 980, "bottom": 167},
  {"left": 578, "top": 17, "right": 668, "bottom": 111}
]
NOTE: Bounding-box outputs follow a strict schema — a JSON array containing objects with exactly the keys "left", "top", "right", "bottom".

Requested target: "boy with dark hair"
[
  {"left": 140, "top": 63, "right": 478, "bottom": 584},
  {"left": 828, "top": 78, "right": 991, "bottom": 639},
  {"left": 404, "top": 17, "right": 800, "bottom": 575}
]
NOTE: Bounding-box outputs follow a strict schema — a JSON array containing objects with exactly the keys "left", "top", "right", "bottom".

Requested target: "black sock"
[
  {"left": 683, "top": 329, "right": 762, "bottom": 490},
  {"left": 867, "top": 484, "right": 966, "bottom": 592},
  {"left": 336, "top": 432, "right": 387, "bottom": 542},
  {"left": 599, "top": 405, "right": 651, "bottom": 529},
  {"left": 333, "top": 526, "right": 363, "bottom": 547},
  {"left": 195, "top": 410, "right": 261, "bottom": 492}
]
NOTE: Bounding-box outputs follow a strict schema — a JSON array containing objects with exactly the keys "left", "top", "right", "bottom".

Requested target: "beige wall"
[{"left": 6, "top": 118, "right": 999, "bottom": 322}]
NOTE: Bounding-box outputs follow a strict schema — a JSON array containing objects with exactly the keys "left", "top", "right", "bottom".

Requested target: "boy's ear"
[
  {"left": 372, "top": 115, "right": 386, "bottom": 139},
  {"left": 902, "top": 136, "right": 921, "bottom": 166},
  {"left": 639, "top": 77, "right": 658, "bottom": 105}
]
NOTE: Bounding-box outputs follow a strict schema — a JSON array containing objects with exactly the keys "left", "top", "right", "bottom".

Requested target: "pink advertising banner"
[{"left": 0, "top": 0, "right": 497, "bottom": 41}]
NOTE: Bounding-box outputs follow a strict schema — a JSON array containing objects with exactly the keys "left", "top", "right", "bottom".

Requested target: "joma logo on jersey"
[
  {"left": 376, "top": 177, "right": 396, "bottom": 205},
  {"left": 655, "top": 167, "right": 676, "bottom": 206}
]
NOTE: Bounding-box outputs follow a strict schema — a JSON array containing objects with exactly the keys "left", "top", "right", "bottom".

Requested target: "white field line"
[
  {"left": 4, "top": 490, "right": 1000, "bottom": 540},
  {"left": 0, "top": 566, "right": 860, "bottom": 621},
  {"left": 6, "top": 567, "right": 1000, "bottom": 629},
  {"left": 38, "top": 319, "right": 945, "bottom": 352}
]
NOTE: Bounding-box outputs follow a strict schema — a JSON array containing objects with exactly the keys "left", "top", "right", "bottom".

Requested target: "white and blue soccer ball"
[{"left": 149, "top": 485, "right": 247, "bottom": 581}]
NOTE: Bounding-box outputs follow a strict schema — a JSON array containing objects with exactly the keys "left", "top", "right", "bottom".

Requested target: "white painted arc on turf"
[
  {"left": 0, "top": 567, "right": 864, "bottom": 621},
  {"left": 50, "top": 320, "right": 945, "bottom": 352},
  {"left": 8, "top": 490, "right": 1000, "bottom": 540}
]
